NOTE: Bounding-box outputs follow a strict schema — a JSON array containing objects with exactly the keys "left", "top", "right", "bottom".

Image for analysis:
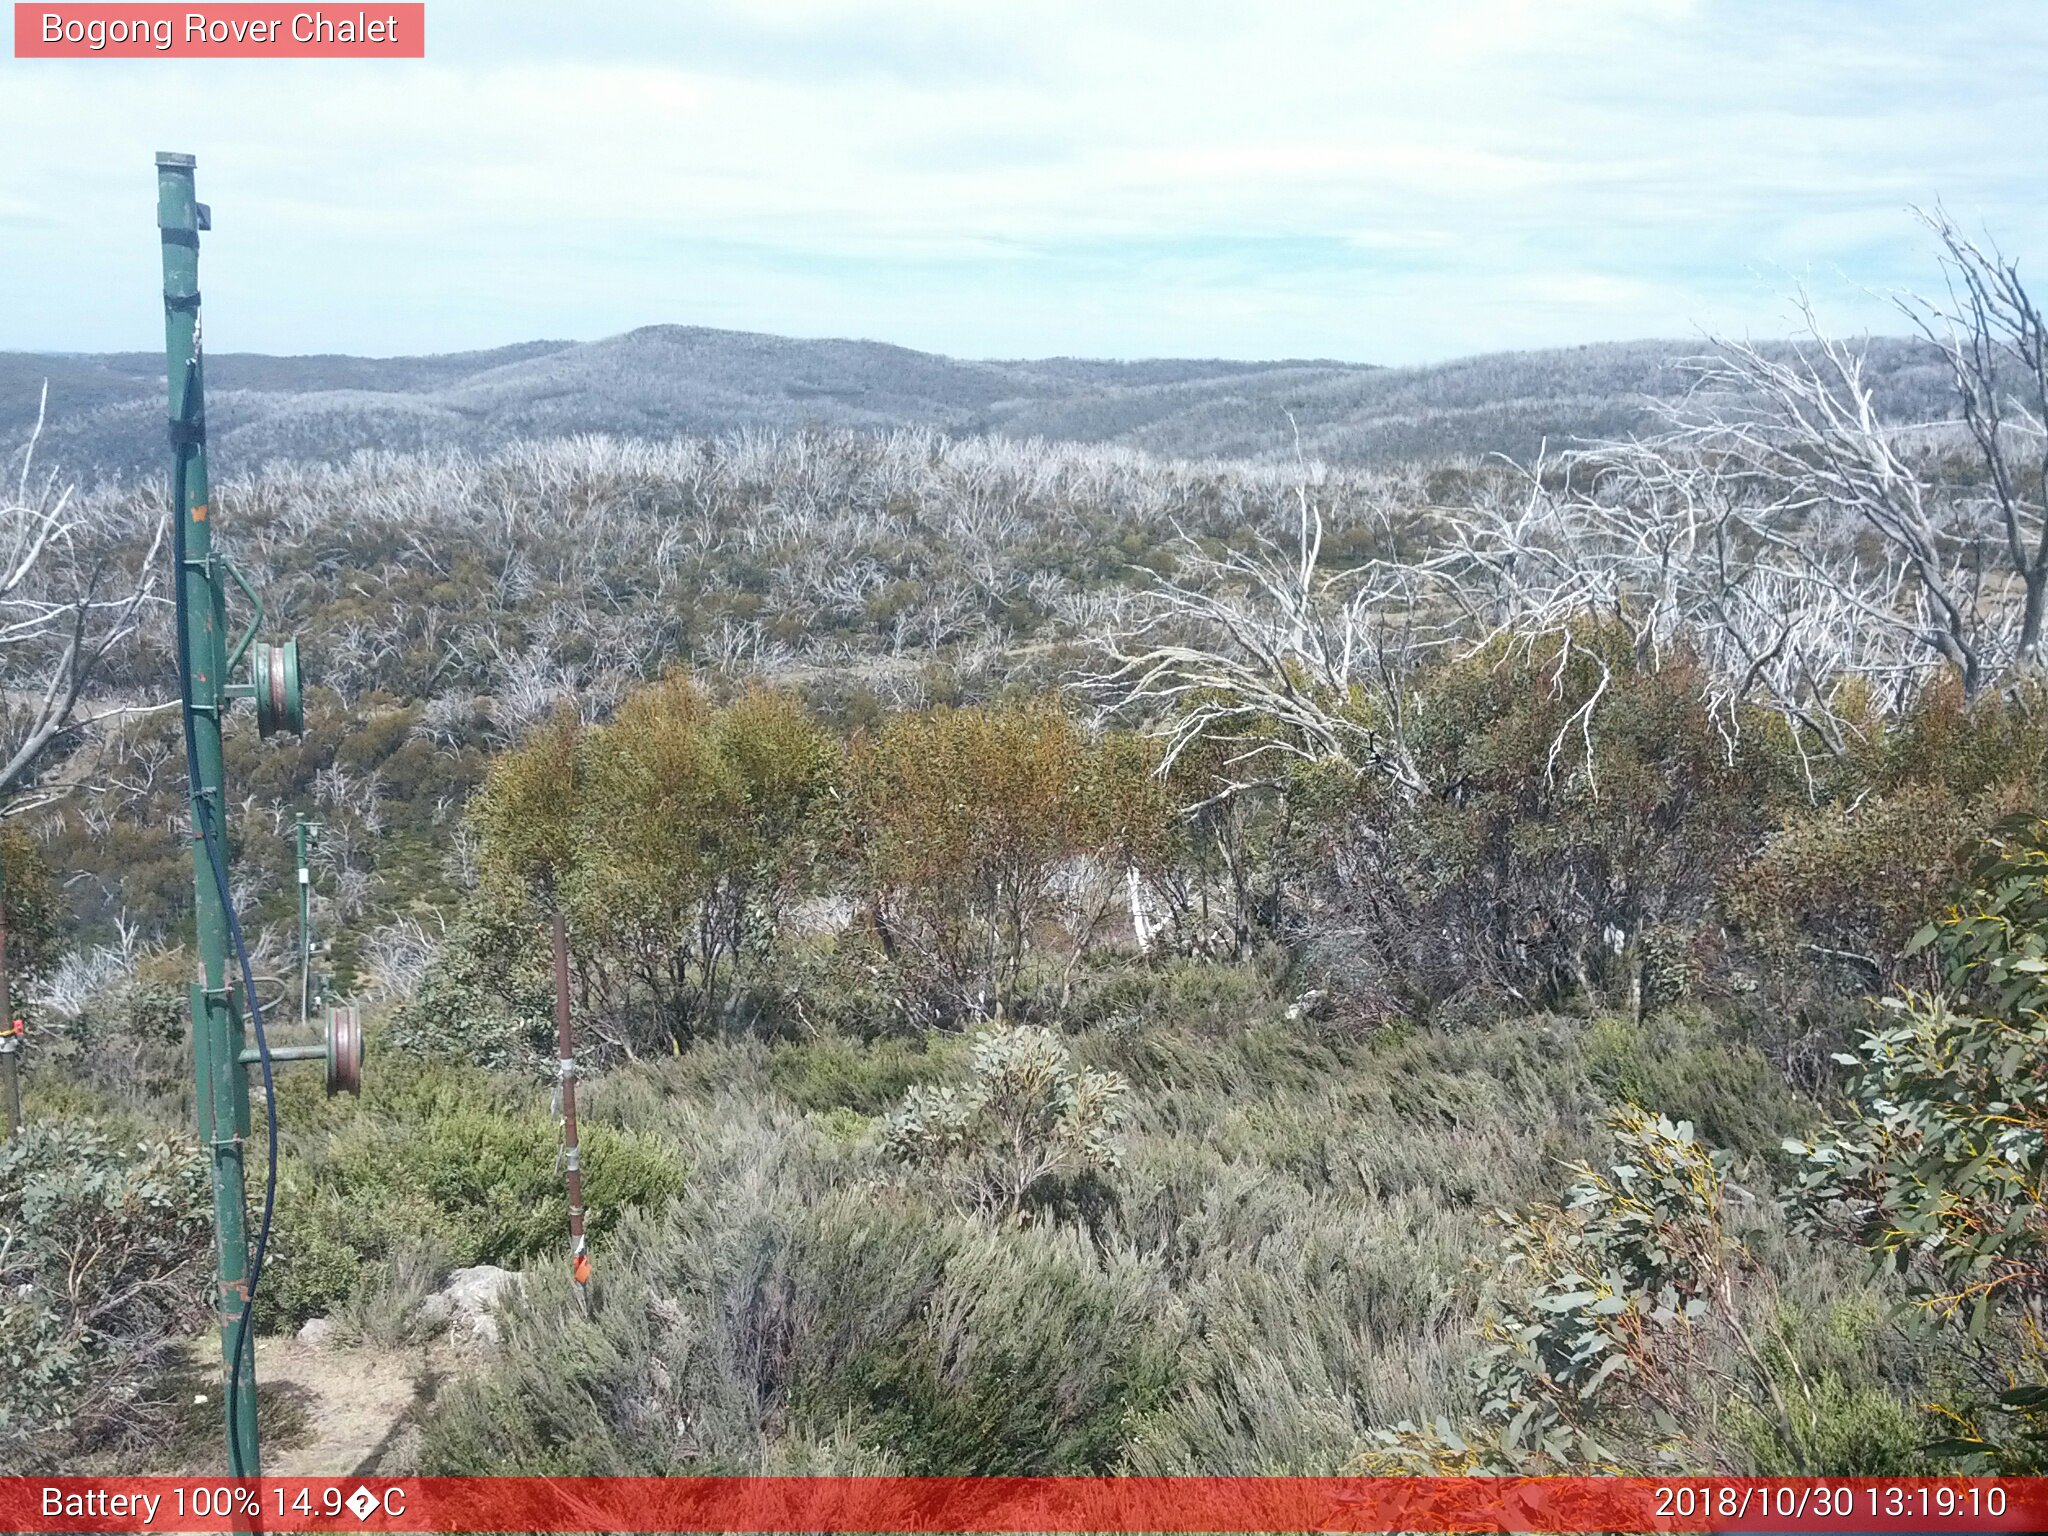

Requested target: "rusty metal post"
[{"left": 552, "top": 907, "right": 590, "bottom": 1300}]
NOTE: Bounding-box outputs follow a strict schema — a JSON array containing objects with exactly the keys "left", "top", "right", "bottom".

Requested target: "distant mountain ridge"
[{"left": 0, "top": 324, "right": 1953, "bottom": 482}]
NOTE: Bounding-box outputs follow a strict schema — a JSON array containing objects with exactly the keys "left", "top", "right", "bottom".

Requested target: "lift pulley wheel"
[
  {"left": 326, "top": 1005, "right": 362, "bottom": 1097},
  {"left": 251, "top": 637, "right": 304, "bottom": 738}
]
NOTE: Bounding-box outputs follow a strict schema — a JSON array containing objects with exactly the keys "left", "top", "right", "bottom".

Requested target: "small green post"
[
  {"left": 158, "top": 150, "right": 261, "bottom": 1479},
  {"left": 296, "top": 816, "right": 314, "bottom": 1029},
  {"left": 1, "top": 856, "right": 18, "bottom": 1142}
]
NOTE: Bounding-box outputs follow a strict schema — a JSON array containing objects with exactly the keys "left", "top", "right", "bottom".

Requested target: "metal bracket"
[{"left": 221, "top": 556, "right": 265, "bottom": 672}]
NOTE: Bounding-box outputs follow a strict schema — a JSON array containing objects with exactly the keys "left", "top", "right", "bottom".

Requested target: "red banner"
[
  {"left": 13, "top": 4, "right": 425, "bottom": 58},
  {"left": 1, "top": 1476, "right": 2044, "bottom": 1533}
]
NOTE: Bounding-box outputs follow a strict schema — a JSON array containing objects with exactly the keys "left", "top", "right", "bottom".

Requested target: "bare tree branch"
[{"left": 0, "top": 385, "right": 169, "bottom": 810}]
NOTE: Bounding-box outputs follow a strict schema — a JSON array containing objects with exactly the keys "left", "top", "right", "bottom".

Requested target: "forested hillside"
[
  {"left": 9, "top": 234, "right": 2048, "bottom": 1480},
  {"left": 0, "top": 328, "right": 1955, "bottom": 482}
]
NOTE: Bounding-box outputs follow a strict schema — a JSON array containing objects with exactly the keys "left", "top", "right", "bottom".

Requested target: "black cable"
[{"left": 170, "top": 381, "right": 278, "bottom": 1471}]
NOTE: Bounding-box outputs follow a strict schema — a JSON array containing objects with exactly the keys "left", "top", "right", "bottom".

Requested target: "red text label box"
[{"left": 15, "top": 4, "right": 425, "bottom": 57}]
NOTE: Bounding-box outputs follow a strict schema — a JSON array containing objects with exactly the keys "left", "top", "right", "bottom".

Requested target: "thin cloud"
[{"left": 0, "top": 0, "right": 2041, "bottom": 363}]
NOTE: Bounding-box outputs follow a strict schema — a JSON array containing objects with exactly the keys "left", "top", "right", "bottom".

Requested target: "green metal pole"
[
  {"left": 1, "top": 857, "right": 18, "bottom": 1142},
  {"left": 158, "top": 150, "right": 261, "bottom": 1478}
]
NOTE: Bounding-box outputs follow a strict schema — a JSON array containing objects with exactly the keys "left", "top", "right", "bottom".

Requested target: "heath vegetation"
[{"left": 10, "top": 216, "right": 2048, "bottom": 1477}]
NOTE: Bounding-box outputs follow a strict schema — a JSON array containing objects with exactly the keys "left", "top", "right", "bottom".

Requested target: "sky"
[{"left": 2, "top": 0, "right": 2044, "bottom": 365}]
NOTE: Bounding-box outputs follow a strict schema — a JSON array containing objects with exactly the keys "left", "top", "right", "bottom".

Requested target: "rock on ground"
[{"left": 419, "top": 1263, "right": 522, "bottom": 1344}]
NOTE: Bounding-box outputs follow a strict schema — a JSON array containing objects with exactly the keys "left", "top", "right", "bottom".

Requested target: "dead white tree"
[
  {"left": 1096, "top": 215, "right": 2045, "bottom": 805},
  {"left": 1900, "top": 206, "right": 2048, "bottom": 671},
  {"left": 1660, "top": 317, "right": 2001, "bottom": 699},
  {"left": 1645, "top": 211, "right": 2045, "bottom": 705},
  {"left": 1096, "top": 474, "right": 1439, "bottom": 803},
  {"left": 1434, "top": 442, "right": 1931, "bottom": 787},
  {"left": 1, "top": 386, "right": 168, "bottom": 811}
]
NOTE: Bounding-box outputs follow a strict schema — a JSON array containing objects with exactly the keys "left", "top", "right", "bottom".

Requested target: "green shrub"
[
  {"left": 0, "top": 1123, "right": 211, "bottom": 1470},
  {"left": 466, "top": 681, "right": 843, "bottom": 1052},
  {"left": 1470, "top": 1109, "right": 1741, "bottom": 1469},
  {"left": 767, "top": 1030, "right": 957, "bottom": 1115},
  {"left": 1582, "top": 1010, "right": 1814, "bottom": 1162},
  {"left": 331, "top": 1239, "right": 454, "bottom": 1348},
  {"left": 31, "top": 949, "right": 194, "bottom": 1121},
  {"left": 0, "top": 829, "right": 61, "bottom": 1014},
  {"left": 882, "top": 1025, "right": 1130, "bottom": 1220},
  {"left": 850, "top": 705, "right": 1170, "bottom": 1022},
  {"left": 748, "top": 940, "right": 913, "bottom": 1040},
  {"left": 1280, "top": 631, "right": 1788, "bottom": 1023},
  {"left": 417, "top": 1274, "right": 650, "bottom": 1474},
  {"left": 1725, "top": 784, "right": 1979, "bottom": 994},
  {"left": 1406, "top": 634, "right": 1780, "bottom": 1012},
  {"left": 262, "top": 1050, "right": 681, "bottom": 1328},
  {"left": 425, "top": 1179, "right": 1181, "bottom": 1477},
  {"left": 1363, "top": 1107, "right": 1851, "bottom": 1474},
  {"left": 388, "top": 890, "right": 552, "bottom": 1070},
  {"left": 1058, "top": 956, "right": 1279, "bottom": 1035},
  {"left": 415, "top": 998, "right": 1939, "bottom": 1480},
  {"left": 1724, "top": 1299, "right": 1929, "bottom": 1475},
  {"left": 813, "top": 1221, "right": 1180, "bottom": 1473},
  {"left": 1784, "top": 814, "right": 2048, "bottom": 1470}
]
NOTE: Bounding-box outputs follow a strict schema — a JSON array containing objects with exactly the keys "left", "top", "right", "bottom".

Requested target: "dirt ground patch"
[{"left": 153, "top": 1334, "right": 458, "bottom": 1476}]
